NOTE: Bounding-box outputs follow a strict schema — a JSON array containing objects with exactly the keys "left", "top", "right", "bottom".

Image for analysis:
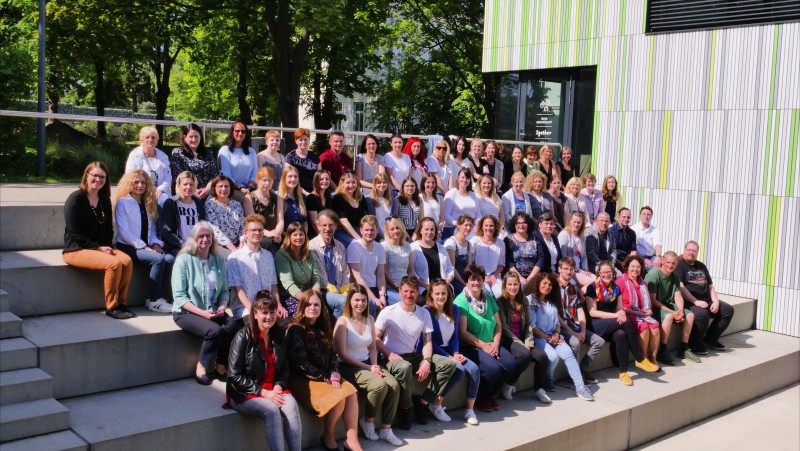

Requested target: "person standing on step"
[
  {"left": 63, "top": 162, "right": 134, "bottom": 320},
  {"left": 126, "top": 126, "right": 172, "bottom": 206},
  {"left": 375, "top": 276, "right": 457, "bottom": 429},
  {"left": 610, "top": 207, "right": 637, "bottom": 273},
  {"left": 646, "top": 251, "right": 702, "bottom": 365},
  {"left": 631, "top": 206, "right": 663, "bottom": 270},
  {"left": 285, "top": 128, "right": 320, "bottom": 195},
  {"left": 675, "top": 241, "right": 734, "bottom": 355},
  {"left": 227, "top": 214, "right": 284, "bottom": 326},
  {"left": 319, "top": 131, "right": 353, "bottom": 191},
  {"left": 113, "top": 169, "right": 175, "bottom": 314}
]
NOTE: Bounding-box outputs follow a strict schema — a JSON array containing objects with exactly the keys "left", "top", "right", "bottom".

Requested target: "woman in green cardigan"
[
  {"left": 274, "top": 222, "right": 321, "bottom": 318},
  {"left": 172, "top": 220, "right": 238, "bottom": 385}
]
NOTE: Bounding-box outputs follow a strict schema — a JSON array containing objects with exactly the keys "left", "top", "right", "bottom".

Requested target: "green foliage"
[{"left": 0, "top": 137, "right": 128, "bottom": 182}]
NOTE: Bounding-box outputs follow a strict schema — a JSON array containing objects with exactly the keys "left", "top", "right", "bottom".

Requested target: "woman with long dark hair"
[
  {"left": 227, "top": 293, "right": 301, "bottom": 451},
  {"left": 218, "top": 121, "right": 258, "bottom": 195},
  {"left": 286, "top": 290, "right": 361, "bottom": 451},
  {"left": 391, "top": 176, "right": 422, "bottom": 239},
  {"left": 170, "top": 123, "right": 217, "bottom": 197}
]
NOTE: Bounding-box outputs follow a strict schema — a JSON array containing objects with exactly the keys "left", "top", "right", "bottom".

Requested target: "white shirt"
[
  {"left": 114, "top": 195, "right": 162, "bottom": 249},
  {"left": 227, "top": 246, "right": 278, "bottom": 320},
  {"left": 470, "top": 236, "right": 505, "bottom": 275},
  {"left": 631, "top": 222, "right": 662, "bottom": 257},
  {"left": 375, "top": 303, "right": 433, "bottom": 355},
  {"left": 382, "top": 241, "right": 411, "bottom": 286},
  {"left": 384, "top": 153, "right": 412, "bottom": 186},
  {"left": 125, "top": 146, "right": 172, "bottom": 195},
  {"left": 347, "top": 240, "right": 386, "bottom": 288}
]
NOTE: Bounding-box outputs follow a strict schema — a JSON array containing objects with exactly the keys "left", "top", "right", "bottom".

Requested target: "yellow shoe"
[
  {"left": 619, "top": 372, "right": 633, "bottom": 386},
  {"left": 635, "top": 358, "right": 660, "bottom": 373}
]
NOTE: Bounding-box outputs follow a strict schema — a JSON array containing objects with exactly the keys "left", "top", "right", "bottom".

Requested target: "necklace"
[{"left": 90, "top": 202, "right": 105, "bottom": 224}]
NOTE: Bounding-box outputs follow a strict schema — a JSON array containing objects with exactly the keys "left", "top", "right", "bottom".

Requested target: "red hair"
[{"left": 402, "top": 137, "right": 426, "bottom": 169}]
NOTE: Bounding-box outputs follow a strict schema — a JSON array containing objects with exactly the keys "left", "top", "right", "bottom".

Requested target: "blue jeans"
[
  {"left": 231, "top": 394, "right": 302, "bottom": 451},
  {"left": 442, "top": 356, "right": 480, "bottom": 400},
  {"left": 461, "top": 345, "right": 517, "bottom": 398},
  {"left": 334, "top": 229, "right": 360, "bottom": 249},
  {"left": 117, "top": 243, "right": 175, "bottom": 300},
  {"left": 533, "top": 337, "right": 586, "bottom": 390},
  {"left": 322, "top": 291, "right": 347, "bottom": 319}
]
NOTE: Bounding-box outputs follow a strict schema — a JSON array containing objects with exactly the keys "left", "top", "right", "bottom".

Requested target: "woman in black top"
[
  {"left": 331, "top": 172, "right": 370, "bottom": 248},
  {"left": 557, "top": 146, "right": 577, "bottom": 183},
  {"left": 307, "top": 170, "right": 334, "bottom": 239},
  {"left": 62, "top": 162, "right": 135, "bottom": 320},
  {"left": 227, "top": 293, "right": 301, "bottom": 451},
  {"left": 170, "top": 123, "right": 218, "bottom": 197},
  {"left": 285, "top": 290, "right": 361, "bottom": 451}
]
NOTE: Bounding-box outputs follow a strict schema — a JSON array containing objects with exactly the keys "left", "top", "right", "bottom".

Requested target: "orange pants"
[{"left": 63, "top": 249, "right": 133, "bottom": 310}]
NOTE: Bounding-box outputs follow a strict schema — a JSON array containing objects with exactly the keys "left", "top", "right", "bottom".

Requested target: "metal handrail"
[{"left": 0, "top": 109, "right": 561, "bottom": 150}]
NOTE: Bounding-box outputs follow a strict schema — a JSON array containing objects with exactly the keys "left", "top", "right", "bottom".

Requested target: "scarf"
[
  {"left": 463, "top": 288, "right": 487, "bottom": 316},
  {"left": 622, "top": 274, "right": 651, "bottom": 311},
  {"left": 595, "top": 279, "right": 620, "bottom": 305}
]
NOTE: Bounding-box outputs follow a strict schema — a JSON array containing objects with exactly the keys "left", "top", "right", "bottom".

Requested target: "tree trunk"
[
  {"left": 264, "top": 0, "right": 309, "bottom": 131},
  {"left": 94, "top": 58, "right": 106, "bottom": 141},
  {"left": 152, "top": 42, "right": 180, "bottom": 148},
  {"left": 236, "top": 15, "right": 251, "bottom": 124}
]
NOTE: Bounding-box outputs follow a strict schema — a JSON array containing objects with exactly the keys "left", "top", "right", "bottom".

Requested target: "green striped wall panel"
[{"left": 483, "top": 0, "right": 800, "bottom": 336}]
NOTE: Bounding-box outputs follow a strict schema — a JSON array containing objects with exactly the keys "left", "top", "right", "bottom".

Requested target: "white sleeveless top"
[{"left": 345, "top": 317, "right": 373, "bottom": 362}]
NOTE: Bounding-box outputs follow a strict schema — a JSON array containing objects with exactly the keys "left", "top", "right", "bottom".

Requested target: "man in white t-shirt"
[
  {"left": 347, "top": 215, "right": 387, "bottom": 317},
  {"left": 375, "top": 276, "right": 456, "bottom": 430},
  {"left": 631, "top": 206, "right": 663, "bottom": 270}
]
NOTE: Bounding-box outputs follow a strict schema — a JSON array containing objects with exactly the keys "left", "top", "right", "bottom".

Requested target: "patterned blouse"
[
  {"left": 170, "top": 148, "right": 218, "bottom": 190},
  {"left": 205, "top": 197, "right": 245, "bottom": 246}
]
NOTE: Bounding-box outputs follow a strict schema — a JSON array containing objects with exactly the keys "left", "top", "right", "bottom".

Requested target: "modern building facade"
[{"left": 483, "top": 0, "right": 799, "bottom": 336}]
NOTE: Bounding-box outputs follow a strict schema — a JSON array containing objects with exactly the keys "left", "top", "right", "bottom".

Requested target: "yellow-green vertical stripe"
[
  {"left": 617, "top": 112, "right": 626, "bottom": 177},
  {"left": 646, "top": 35, "right": 655, "bottom": 111},
  {"left": 607, "top": 36, "right": 617, "bottom": 110},
  {"left": 660, "top": 111, "right": 672, "bottom": 188},
  {"left": 768, "top": 25, "right": 780, "bottom": 110},
  {"left": 520, "top": 0, "right": 531, "bottom": 68},
  {"left": 619, "top": 0, "right": 628, "bottom": 36},
  {"left": 707, "top": 30, "right": 717, "bottom": 110},
  {"left": 699, "top": 191, "right": 710, "bottom": 261},
  {"left": 762, "top": 110, "right": 774, "bottom": 195},
  {"left": 769, "top": 111, "right": 781, "bottom": 195},
  {"left": 574, "top": 0, "right": 583, "bottom": 65},
  {"left": 619, "top": 36, "right": 628, "bottom": 109},
  {"left": 762, "top": 196, "right": 781, "bottom": 331},
  {"left": 546, "top": 0, "right": 556, "bottom": 67},
  {"left": 787, "top": 110, "right": 800, "bottom": 197},
  {"left": 562, "top": 0, "right": 573, "bottom": 66}
]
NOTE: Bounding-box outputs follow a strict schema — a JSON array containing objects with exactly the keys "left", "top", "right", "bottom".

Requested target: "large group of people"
[{"left": 61, "top": 124, "right": 735, "bottom": 450}]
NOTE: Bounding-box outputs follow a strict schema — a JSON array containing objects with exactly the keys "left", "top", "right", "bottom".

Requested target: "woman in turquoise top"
[
  {"left": 172, "top": 221, "right": 238, "bottom": 385},
  {"left": 274, "top": 222, "right": 321, "bottom": 318},
  {"left": 529, "top": 272, "right": 593, "bottom": 401},
  {"left": 453, "top": 264, "right": 517, "bottom": 413}
]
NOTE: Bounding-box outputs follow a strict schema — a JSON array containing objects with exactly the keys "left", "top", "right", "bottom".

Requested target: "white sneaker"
[
  {"left": 359, "top": 418, "right": 379, "bottom": 441},
  {"left": 428, "top": 403, "right": 451, "bottom": 422},
  {"left": 464, "top": 408, "right": 479, "bottom": 425},
  {"left": 501, "top": 383, "right": 515, "bottom": 400},
  {"left": 379, "top": 428, "right": 403, "bottom": 446},
  {"left": 146, "top": 298, "right": 173, "bottom": 313},
  {"left": 535, "top": 388, "right": 552, "bottom": 404}
]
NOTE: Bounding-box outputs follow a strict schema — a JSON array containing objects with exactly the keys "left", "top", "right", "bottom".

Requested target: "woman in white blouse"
[
  {"left": 420, "top": 173, "right": 445, "bottom": 234},
  {"left": 125, "top": 126, "right": 172, "bottom": 206},
  {"left": 383, "top": 133, "right": 411, "bottom": 196},
  {"left": 114, "top": 169, "right": 174, "bottom": 313},
  {"left": 469, "top": 215, "right": 505, "bottom": 298},
  {"left": 381, "top": 217, "right": 414, "bottom": 306},
  {"left": 557, "top": 211, "right": 596, "bottom": 287},
  {"left": 410, "top": 217, "right": 454, "bottom": 297},
  {"left": 475, "top": 175, "right": 504, "bottom": 236},
  {"left": 443, "top": 168, "right": 480, "bottom": 242}
]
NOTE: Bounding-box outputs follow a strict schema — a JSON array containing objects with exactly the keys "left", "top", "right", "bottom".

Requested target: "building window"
[
  {"left": 334, "top": 100, "right": 343, "bottom": 131},
  {"left": 354, "top": 101, "right": 365, "bottom": 132},
  {"left": 646, "top": 0, "right": 800, "bottom": 34}
]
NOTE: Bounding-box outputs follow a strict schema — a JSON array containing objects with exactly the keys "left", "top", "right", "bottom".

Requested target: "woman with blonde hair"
[
  {"left": 533, "top": 144, "right": 560, "bottom": 188},
  {"left": 370, "top": 173, "right": 392, "bottom": 237},
  {"left": 251, "top": 166, "right": 285, "bottom": 251},
  {"left": 333, "top": 285, "right": 403, "bottom": 445},
  {"left": 278, "top": 165, "right": 307, "bottom": 234},
  {"left": 558, "top": 211, "right": 596, "bottom": 287},
  {"left": 428, "top": 139, "right": 451, "bottom": 192},
  {"left": 172, "top": 221, "right": 237, "bottom": 384},
  {"left": 126, "top": 126, "right": 172, "bottom": 206},
  {"left": 286, "top": 290, "right": 362, "bottom": 451},
  {"left": 382, "top": 217, "right": 414, "bottom": 306},
  {"left": 525, "top": 170, "right": 555, "bottom": 221},
  {"left": 160, "top": 171, "right": 209, "bottom": 256},
  {"left": 475, "top": 175, "right": 504, "bottom": 235},
  {"left": 114, "top": 169, "right": 174, "bottom": 313},
  {"left": 331, "top": 172, "right": 371, "bottom": 247},
  {"left": 563, "top": 176, "right": 588, "bottom": 226},
  {"left": 257, "top": 129, "right": 288, "bottom": 191}
]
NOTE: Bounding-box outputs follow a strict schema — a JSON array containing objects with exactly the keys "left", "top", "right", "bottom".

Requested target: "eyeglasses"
[
  {"left": 233, "top": 129, "right": 247, "bottom": 134},
  {"left": 88, "top": 173, "right": 106, "bottom": 180},
  {"left": 515, "top": 222, "right": 527, "bottom": 226}
]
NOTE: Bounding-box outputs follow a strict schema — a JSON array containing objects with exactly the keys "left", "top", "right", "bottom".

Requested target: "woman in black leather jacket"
[{"left": 226, "top": 292, "right": 301, "bottom": 451}]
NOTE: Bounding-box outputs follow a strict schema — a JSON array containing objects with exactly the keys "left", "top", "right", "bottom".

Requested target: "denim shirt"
[{"left": 529, "top": 295, "right": 560, "bottom": 336}]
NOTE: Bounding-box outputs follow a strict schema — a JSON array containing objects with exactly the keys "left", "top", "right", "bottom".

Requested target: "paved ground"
[{"left": 636, "top": 383, "right": 800, "bottom": 451}]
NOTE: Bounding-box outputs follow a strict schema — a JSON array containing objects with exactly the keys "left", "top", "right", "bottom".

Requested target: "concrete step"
[
  {"left": 0, "top": 289, "right": 9, "bottom": 312},
  {"left": 0, "top": 398, "right": 70, "bottom": 443},
  {"left": 0, "top": 430, "right": 88, "bottom": 451},
  {"left": 0, "top": 311, "right": 23, "bottom": 339},
  {"left": 1, "top": 249, "right": 168, "bottom": 317},
  {"left": 59, "top": 330, "right": 799, "bottom": 450},
  {"left": 0, "top": 204, "right": 65, "bottom": 251},
  {"left": 23, "top": 308, "right": 198, "bottom": 399},
  {"left": 0, "top": 368, "right": 54, "bottom": 406},
  {"left": 0, "top": 338, "right": 38, "bottom": 372}
]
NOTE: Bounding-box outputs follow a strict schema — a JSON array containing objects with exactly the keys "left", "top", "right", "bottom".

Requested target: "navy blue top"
[{"left": 416, "top": 304, "right": 461, "bottom": 356}]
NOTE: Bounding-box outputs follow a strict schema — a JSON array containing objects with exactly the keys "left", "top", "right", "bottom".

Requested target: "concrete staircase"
[{"left": 0, "top": 184, "right": 798, "bottom": 450}]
